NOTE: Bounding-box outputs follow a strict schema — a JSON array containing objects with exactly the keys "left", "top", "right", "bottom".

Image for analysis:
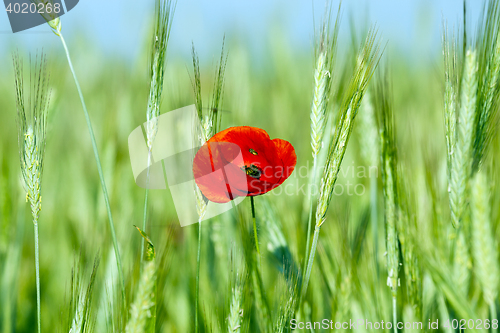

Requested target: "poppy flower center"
[{"left": 242, "top": 164, "right": 262, "bottom": 179}]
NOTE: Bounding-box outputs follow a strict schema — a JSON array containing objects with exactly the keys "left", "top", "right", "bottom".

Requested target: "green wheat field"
[{"left": 1, "top": 0, "right": 500, "bottom": 332}]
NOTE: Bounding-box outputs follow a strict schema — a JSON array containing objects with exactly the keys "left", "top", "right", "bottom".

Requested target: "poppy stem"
[
  {"left": 250, "top": 196, "right": 260, "bottom": 257},
  {"left": 248, "top": 196, "right": 271, "bottom": 330}
]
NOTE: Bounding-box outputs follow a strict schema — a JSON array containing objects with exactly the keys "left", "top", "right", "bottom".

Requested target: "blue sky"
[{"left": 0, "top": 0, "right": 483, "bottom": 64}]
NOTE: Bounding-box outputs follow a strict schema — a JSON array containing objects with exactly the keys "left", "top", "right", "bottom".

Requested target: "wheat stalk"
[
  {"left": 473, "top": 0, "right": 500, "bottom": 172},
  {"left": 302, "top": 29, "right": 381, "bottom": 299},
  {"left": 376, "top": 72, "right": 399, "bottom": 333},
  {"left": 396, "top": 175, "right": 422, "bottom": 320},
  {"left": 125, "top": 260, "right": 156, "bottom": 333},
  {"left": 441, "top": 3, "right": 500, "bottom": 323},
  {"left": 227, "top": 278, "right": 243, "bottom": 333},
  {"left": 443, "top": 25, "right": 459, "bottom": 182},
  {"left": 446, "top": 1, "right": 500, "bottom": 231},
  {"left": 310, "top": 6, "right": 339, "bottom": 158},
  {"left": 68, "top": 255, "right": 100, "bottom": 333},
  {"left": 471, "top": 170, "right": 499, "bottom": 313},
  {"left": 126, "top": 228, "right": 157, "bottom": 333},
  {"left": 273, "top": 277, "right": 297, "bottom": 333},
  {"left": 304, "top": 2, "right": 340, "bottom": 274},
  {"left": 34, "top": 0, "right": 128, "bottom": 305},
  {"left": 145, "top": 0, "right": 174, "bottom": 151},
  {"left": 13, "top": 52, "right": 50, "bottom": 333},
  {"left": 449, "top": 49, "right": 478, "bottom": 229},
  {"left": 142, "top": 0, "right": 175, "bottom": 265}
]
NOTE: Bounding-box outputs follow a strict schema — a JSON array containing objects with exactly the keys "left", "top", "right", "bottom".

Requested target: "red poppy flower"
[{"left": 193, "top": 126, "right": 296, "bottom": 203}]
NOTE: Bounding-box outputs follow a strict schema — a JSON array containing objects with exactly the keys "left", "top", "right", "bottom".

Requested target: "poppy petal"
[
  {"left": 193, "top": 141, "right": 249, "bottom": 203},
  {"left": 193, "top": 126, "right": 296, "bottom": 203},
  {"left": 272, "top": 138, "right": 297, "bottom": 186}
]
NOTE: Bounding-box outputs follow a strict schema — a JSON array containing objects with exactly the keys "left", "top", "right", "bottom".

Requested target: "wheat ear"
[
  {"left": 471, "top": 169, "right": 499, "bottom": 322},
  {"left": 13, "top": 52, "right": 50, "bottom": 333},
  {"left": 449, "top": 50, "right": 478, "bottom": 229}
]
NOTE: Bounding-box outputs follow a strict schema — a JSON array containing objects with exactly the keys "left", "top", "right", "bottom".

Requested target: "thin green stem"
[
  {"left": 303, "top": 157, "right": 318, "bottom": 273},
  {"left": 251, "top": 196, "right": 260, "bottom": 257},
  {"left": 393, "top": 296, "right": 397, "bottom": 333},
  {"left": 248, "top": 196, "right": 271, "bottom": 330},
  {"left": 195, "top": 217, "right": 202, "bottom": 333},
  {"left": 33, "top": 220, "right": 41, "bottom": 333},
  {"left": 302, "top": 225, "right": 321, "bottom": 298},
  {"left": 58, "top": 33, "right": 126, "bottom": 306},
  {"left": 141, "top": 151, "right": 152, "bottom": 265},
  {"left": 491, "top": 302, "right": 498, "bottom": 333},
  {"left": 370, "top": 175, "right": 379, "bottom": 277},
  {"left": 141, "top": 190, "right": 149, "bottom": 263}
]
